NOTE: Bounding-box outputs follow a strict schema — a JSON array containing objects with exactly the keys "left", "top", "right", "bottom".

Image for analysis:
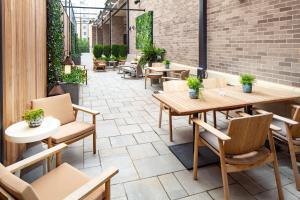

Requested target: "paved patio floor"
[{"left": 27, "top": 53, "right": 300, "bottom": 199}]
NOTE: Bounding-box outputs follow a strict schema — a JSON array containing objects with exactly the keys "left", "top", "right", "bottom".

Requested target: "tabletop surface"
[
  {"left": 153, "top": 86, "right": 300, "bottom": 115},
  {"left": 5, "top": 116, "right": 60, "bottom": 143}
]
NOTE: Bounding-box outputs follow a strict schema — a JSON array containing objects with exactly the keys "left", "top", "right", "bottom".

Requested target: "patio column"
[{"left": 198, "top": 0, "right": 207, "bottom": 76}]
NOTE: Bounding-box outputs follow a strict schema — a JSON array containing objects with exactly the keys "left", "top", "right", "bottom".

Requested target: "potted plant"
[
  {"left": 23, "top": 108, "right": 44, "bottom": 128},
  {"left": 163, "top": 60, "right": 170, "bottom": 69},
  {"left": 187, "top": 76, "right": 203, "bottom": 99},
  {"left": 61, "top": 68, "right": 86, "bottom": 104},
  {"left": 240, "top": 73, "right": 256, "bottom": 93}
]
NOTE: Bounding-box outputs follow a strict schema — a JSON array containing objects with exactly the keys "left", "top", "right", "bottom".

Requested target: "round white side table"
[{"left": 5, "top": 116, "right": 60, "bottom": 174}]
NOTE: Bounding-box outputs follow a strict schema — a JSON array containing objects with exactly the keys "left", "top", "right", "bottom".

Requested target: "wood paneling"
[{"left": 2, "top": 0, "right": 47, "bottom": 164}]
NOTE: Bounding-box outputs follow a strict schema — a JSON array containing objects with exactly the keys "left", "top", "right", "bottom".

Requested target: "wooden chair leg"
[
  {"left": 159, "top": 104, "right": 163, "bottom": 128},
  {"left": 188, "top": 115, "right": 191, "bottom": 124},
  {"left": 204, "top": 112, "right": 207, "bottom": 122},
  {"left": 269, "top": 130, "right": 284, "bottom": 199},
  {"left": 105, "top": 180, "right": 111, "bottom": 200},
  {"left": 193, "top": 124, "right": 199, "bottom": 180},
  {"left": 218, "top": 140, "right": 230, "bottom": 200},
  {"left": 47, "top": 138, "right": 53, "bottom": 172},
  {"left": 93, "top": 131, "right": 97, "bottom": 154},
  {"left": 213, "top": 110, "right": 217, "bottom": 128},
  {"left": 169, "top": 109, "right": 173, "bottom": 142},
  {"left": 56, "top": 152, "right": 62, "bottom": 167},
  {"left": 225, "top": 111, "right": 229, "bottom": 119}
]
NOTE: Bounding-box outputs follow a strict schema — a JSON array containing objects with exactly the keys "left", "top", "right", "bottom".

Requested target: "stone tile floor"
[{"left": 25, "top": 53, "right": 300, "bottom": 199}]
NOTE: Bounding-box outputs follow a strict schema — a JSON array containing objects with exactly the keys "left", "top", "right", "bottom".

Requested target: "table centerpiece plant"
[
  {"left": 240, "top": 73, "right": 256, "bottom": 93},
  {"left": 23, "top": 108, "right": 44, "bottom": 128},
  {"left": 163, "top": 60, "right": 170, "bottom": 69},
  {"left": 187, "top": 76, "right": 203, "bottom": 99}
]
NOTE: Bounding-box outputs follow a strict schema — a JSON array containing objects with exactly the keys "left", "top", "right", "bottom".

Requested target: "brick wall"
[
  {"left": 129, "top": 0, "right": 199, "bottom": 67},
  {"left": 91, "top": 25, "right": 97, "bottom": 48},
  {"left": 207, "top": 0, "right": 300, "bottom": 87},
  {"left": 97, "top": 27, "right": 103, "bottom": 45},
  {"left": 128, "top": 0, "right": 300, "bottom": 87},
  {"left": 112, "top": 16, "right": 126, "bottom": 45}
]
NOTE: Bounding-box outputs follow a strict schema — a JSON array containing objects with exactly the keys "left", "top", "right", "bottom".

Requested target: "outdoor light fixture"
[{"left": 134, "top": 0, "right": 140, "bottom": 4}]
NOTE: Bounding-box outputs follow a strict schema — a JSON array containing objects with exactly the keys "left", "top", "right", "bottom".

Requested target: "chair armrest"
[
  {"left": 63, "top": 167, "right": 119, "bottom": 200},
  {"left": 73, "top": 104, "right": 100, "bottom": 115},
  {"left": 6, "top": 144, "right": 67, "bottom": 173},
  {"left": 192, "top": 119, "right": 231, "bottom": 141},
  {"left": 292, "top": 104, "right": 300, "bottom": 109},
  {"left": 255, "top": 109, "right": 298, "bottom": 126},
  {"left": 270, "top": 124, "right": 281, "bottom": 132},
  {"left": 161, "top": 77, "right": 180, "bottom": 80},
  {"left": 236, "top": 111, "right": 251, "bottom": 117}
]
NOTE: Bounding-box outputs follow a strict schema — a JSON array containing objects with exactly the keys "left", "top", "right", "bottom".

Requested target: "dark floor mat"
[{"left": 169, "top": 142, "right": 219, "bottom": 170}]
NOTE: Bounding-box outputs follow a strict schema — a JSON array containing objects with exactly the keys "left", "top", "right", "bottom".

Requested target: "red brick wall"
[{"left": 207, "top": 0, "right": 300, "bottom": 87}]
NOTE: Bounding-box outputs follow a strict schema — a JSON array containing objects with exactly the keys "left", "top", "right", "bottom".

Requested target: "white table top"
[{"left": 5, "top": 116, "right": 60, "bottom": 144}]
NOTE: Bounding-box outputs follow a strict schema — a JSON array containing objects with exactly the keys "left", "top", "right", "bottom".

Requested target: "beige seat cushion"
[
  {"left": 148, "top": 72, "right": 163, "bottom": 77},
  {"left": 200, "top": 129, "right": 271, "bottom": 165},
  {"left": 51, "top": 121, "right": 95, "bottom": 144},
  {"left": 31, "top": 163, "right": 105, "bottom": 200},
  {"left": 0, "top": 164, "right": 40, "bottom": 200},
  {"left": 32, "top": 94, "right": 75, "bottom": 125},
  {"left": 272, "top": 119, "right": 300, "bottom": 145}
]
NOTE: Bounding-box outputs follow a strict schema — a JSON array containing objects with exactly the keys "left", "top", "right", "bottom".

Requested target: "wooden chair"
[
  {"left": 161, "top": 70, "right": 190, "bottom": 81},
  {"left": 258, "top": 105, "right": 300, "bottom": 191},
  {"left": 144, "top": 63, "right": 165, "bottom": 89},
  {"left": 159, "top": 80, "right": 193, "bottom": 141},
  {"left": 192, "top": 111, "right": 284, "bottom": 200},
  {"left": 0, "top": 144, "right": 118, "bottom": 200},
  {"left": 93, "top": 59, "right": 106, "bottom": 71},
  {"left": 32, "top": 94, "right": 100, "bottom": 168},
  {"left": 202, "top": 78, "right": 246, "bottom": 128}
]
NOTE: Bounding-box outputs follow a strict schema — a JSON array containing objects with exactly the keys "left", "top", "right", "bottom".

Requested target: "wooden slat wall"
[{"left": 2, "top": 0, "right": 47, "bottom": 164}]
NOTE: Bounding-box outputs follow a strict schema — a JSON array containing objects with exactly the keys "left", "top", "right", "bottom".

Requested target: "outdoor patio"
[{"left": 44, "top": 53, "right": 300, "bottom": 200}]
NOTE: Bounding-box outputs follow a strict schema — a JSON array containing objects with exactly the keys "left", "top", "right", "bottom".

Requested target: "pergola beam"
[{"left": 63, "top": 6, "right": 145, "bottom": 12}]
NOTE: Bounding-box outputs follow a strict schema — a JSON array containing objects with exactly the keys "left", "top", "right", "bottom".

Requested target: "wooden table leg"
[
  {"left": 47, "top": 138, "right": 52, "bottom": 172},
  {"left": 192, "top": 113, "right": 199, "bottom": 152}
]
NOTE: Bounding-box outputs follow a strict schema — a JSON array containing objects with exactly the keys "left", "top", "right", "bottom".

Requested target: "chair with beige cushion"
[
  {"left": 0, "top": 144, "right": 118, "bottom": 200},
  {"left": 161, "top": 70, "right": 190, "bottom": 82},
  {"left": 32, "top": 94, "right": 99, "bottom": 156},
  {"left": 192, "top": 111, "right": 283, "bottom": 200},
  {"left": 260, "top": 105, "right": 300, "bottom": 191}
]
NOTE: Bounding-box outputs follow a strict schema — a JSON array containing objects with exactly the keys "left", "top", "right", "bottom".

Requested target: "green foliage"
[
  {"left": 110, "top": 55, "right": 117, "bottom": 61},
  {"left": 24, "top": 109, "right": 44, "bottom": 122},
  {"left": 71, "top": 23, "right": 80, "bottom": 61},
  {"left": 111, "top": 44, "right": 120, "bottom": 58},
  {"left": 136, "top": 11, "right": 153, "bottom": 49},
  {"left": 240, "top": 73, "right": 256, "bottom": 85},
  {"left": 103, "top": 45, "right": 111, "bottom": 57},
  {"left": 138, "top": 45, "right": 166, "bottom": 68},
  {"left": 119, "top": 45, "right": 127, "bottom": 58},
  {"left": 78, "top": 38, "right": 89, "bottom": 53},
  {"left": 93, "top": 45, "right": 103, "bottom": 59},
  {"left": 163, "top": 60, "right": 170, "bottom": 65},
  {"left": 61, "top": 68, "right": 86, "bottom": 84},
  {"left": 187, "top": 76, "right": 203, "bottom": 90},
  {"left": 47, "top": 0, "right": 64, "bottom": 86}
]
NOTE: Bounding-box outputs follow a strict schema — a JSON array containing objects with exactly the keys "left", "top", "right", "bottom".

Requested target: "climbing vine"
[{"left": 47, "top": 0, "right": 64, "bottom": 87}]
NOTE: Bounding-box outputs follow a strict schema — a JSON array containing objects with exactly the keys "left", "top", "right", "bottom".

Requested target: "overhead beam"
[{"left": 64, "top": 6, "right": 145, "bottom": 12}]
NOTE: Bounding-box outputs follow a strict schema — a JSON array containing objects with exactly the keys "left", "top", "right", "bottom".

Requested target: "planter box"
[
  {"left": 60, "top": 83, "right": 80, "bottom": 105},
  {"left": 73, "top": 56, "right": 81, "bottom": 65}
]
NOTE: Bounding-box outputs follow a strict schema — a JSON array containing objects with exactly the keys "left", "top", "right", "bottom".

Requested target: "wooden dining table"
[{"left": 153, "top": 85, "right": 300, "bottom": 168}]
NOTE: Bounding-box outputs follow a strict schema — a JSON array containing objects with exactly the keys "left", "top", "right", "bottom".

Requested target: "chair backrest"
[
  {"left": 203, "top": 78, "right": 227, "bottom": 89},
  {"left": 291, "top": 106, "right": 300, "bottom": 137},
  {"left": 163, "top": 80, "right": 188, "bottom": 93},
  {"left": 180, "top": 70, "right": 190, "bottom": 80},
  {"left": 0, "top": 164, "right": 40, "bottom": 200},
  {"left": 152, "top": 62, "right": 164, "bottom": 68},
  {"left": 32, "top": 94, "right": 75, "bottom": 125},
  {"left": 224, "top": 113, "right": 273, "bottom": 155},
  {"left": 126, "top": 54, "right": 137, "bottom": 62}
]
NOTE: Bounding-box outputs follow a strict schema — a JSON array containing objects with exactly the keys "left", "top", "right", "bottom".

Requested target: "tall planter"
[{"left": 60, "top": 83, "right": 80, "bottom": 105}]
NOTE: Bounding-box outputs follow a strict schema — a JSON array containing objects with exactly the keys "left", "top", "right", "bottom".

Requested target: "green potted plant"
[
  {"left": 240, "top": 73, "right": 256, "bottom": 93},
  {"left": 93, "top": 45, "right": 103, "bottom": 60},
  {"left": 61, "top": 68, "right": 86, "bottom": 104},
  {"left": 23, "top": 108, "right": 44, "bottom": 128},
  {"left": 187, "top": 76, "right": 203, "bottom": 99},
  {"left": 163, "top": 60, "right": 170, "bottom": 69}
]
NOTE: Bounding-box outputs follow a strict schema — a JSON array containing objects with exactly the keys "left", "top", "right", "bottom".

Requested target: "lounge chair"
[
  {"left": 259, "top": 105, "right": 300, "bottom": 191},
  {"left": 117, "top": 54, "right": 137, "bottom": 74},
  {"left": 32, "top": 94, "right": 100, "bottom": 168},
  {"left": 0, "top": 144, "right": 118, "bottom": 200},
  {"left": 192, "top": 111, "right": 284, "bottom": 200},
  {"left": 93, "top": 59, "right": 106, "bottom": 71}
]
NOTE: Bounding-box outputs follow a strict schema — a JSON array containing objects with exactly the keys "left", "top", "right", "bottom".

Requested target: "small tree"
[
  {"left": 93, "top": 45, "right": 103, "bottom": 59},
  {"left": 103, "top": 45, "right": 111, "bottom": 58},
  {"left": 111, "top": 44, "right": 120, "bottom": 58},
  {"left": 119, "top": 45, "right": 127, "bottom": 58}
]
